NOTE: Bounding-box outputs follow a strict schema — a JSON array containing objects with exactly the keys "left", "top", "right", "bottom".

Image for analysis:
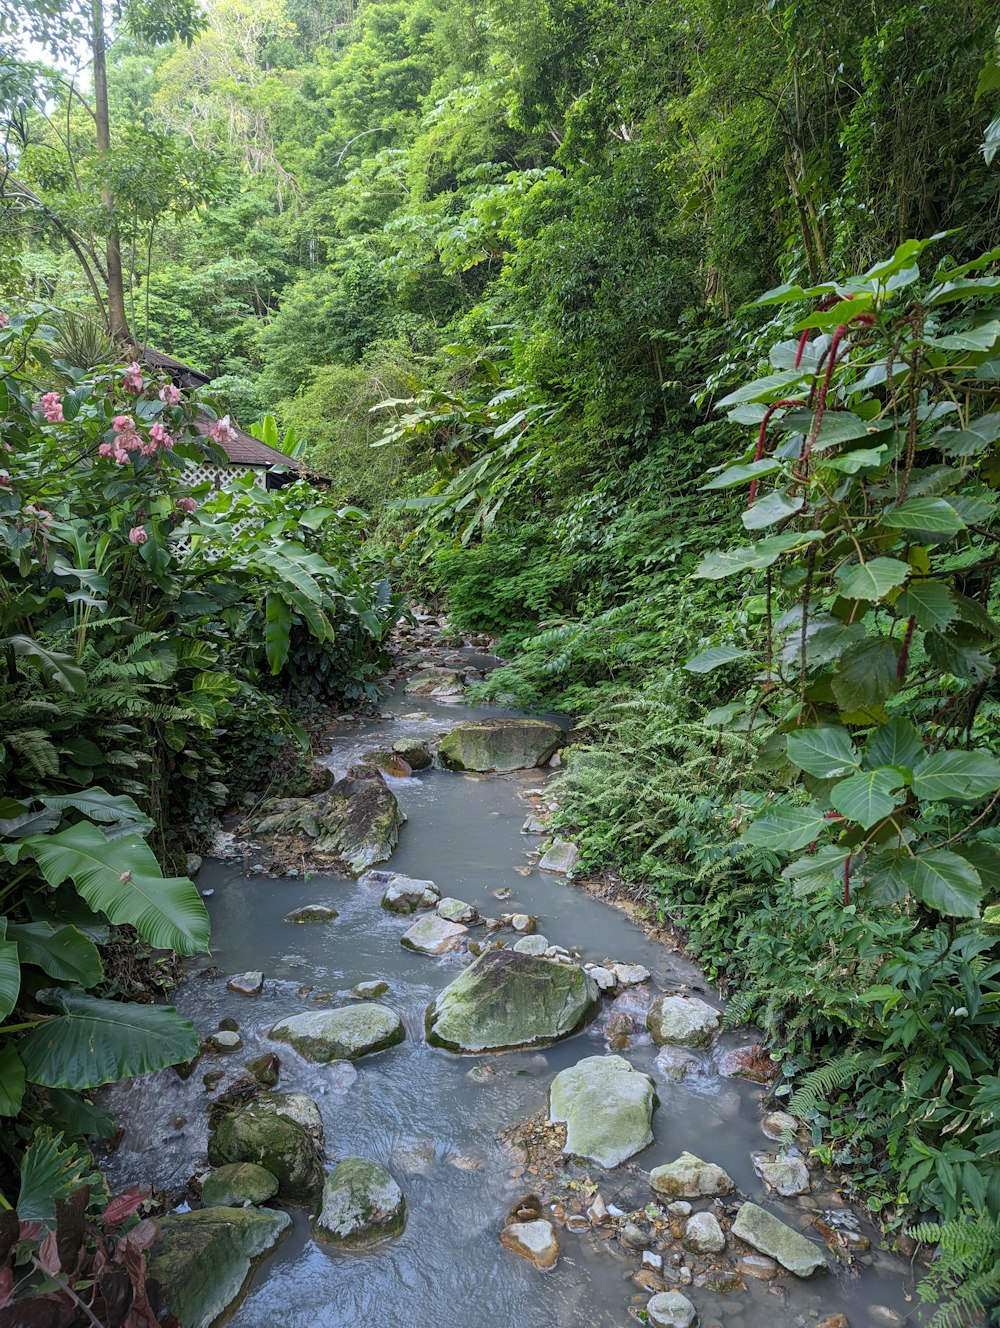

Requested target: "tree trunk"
[{"left": 91, "top": 0, "right": 131, "bottom": 344}]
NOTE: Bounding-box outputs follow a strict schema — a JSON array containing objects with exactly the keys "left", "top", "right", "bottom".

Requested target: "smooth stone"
[
  {"left": 753, "top": 1152, "right": 811, "bottom": 1197},
  {"left": 731, "top": 1202, "right": 827, "bottom": 1277},
  {"left": 512, "top": 934, "right": 549, "bottom": 956},
  {"left": 499, "top": 1219, "right": 559, "bottom": 1270},
  {"left": 655, "top": 1047, "right": 705, "bottom": 1081},
  {"left": 392, "top": 737, "right": 433, "bottom": 769},
  {"left": 538, "top": 837, "right": 580, "bottom": 874},
  {"left": 351, "top": 980, "right": 389, "bottom": 999},
  {"left": 510, "top": 912, "right": 536, "bottom": 933},
  {"left": 684, "top": 1211, "right": 726, "bottom": 1254},
  {"left": 201, "top": 1162, "right": 279, "bottom": 1208},
  {"left": 521, "top": 815, "right": 547, "bottom": 833},
  {"left": 588, "top": 965, "right": 617, "bottom": 991},
  {"left": 269, "top": 1005, "right": 403, "bottom": 1062},
  {"left": 716, "top": 1044, "right": 777, "bottom": 1083},
  {"left": 737, "top": 1253, "right": 780, "bottom": 1280},
  {"left": 650, "top": 1152, "right": 735, "bottom": 1199},
  {"left": 405, "top": 667, "right": 464, "bottom": 697},
  {"left": 315, "top": 1157, "right": 406, "bottom": 1247},
  {"left": 646, "top": 1290, "right": 697, "bottom": 1328},
  {"left": 373, "top": 872, "right": 441, "bottom": 913},
  {"left": 667, "top": 1202, "right": 692, "bottom": 1217},
  {"left": 208, "top": 1094, "right": 324, "bottom": 1203},
  {"left": 148, "top": 1207, "right": 290, "bottom": 1328},
  {"left": 647, "top": 995, "right": 721, "bottom": 1048},
  {"left": 549, "top": 1054, "right": 655, "bottom": 1168},
  {"left": 185, "top": 852, "right": 203, "bottom": 877},
  {"left": 207, "top": 1030, "right": 242, "bottom": 1052},
  {"left": 360, "top": 749, "right": 413, "bottom": 778},
  {"left": 227, "top": 971, "right": 263, "bottom": 996},
  {"left": 437, "top": 897, "right": 479, "bottom": 924},
  {"left": 438, "top": 718, "right": 564, "bottom": 773},
  {"left": 611, "top": 963, "right": 650, "bottom": 986},
  {"left": 868, "top": 1309, "right": 904, "bottom": 1327},
  {"left": 401, "top": 914, "right": 468, "bottom": 954},
  {"left": 253, "top": 770, "right": 404, "bottom": 875},
  {"left": 620, "top": 1221, "right": 651, "bottom": 1250},
  {"left": 762, "top": 1111, "right": 800, "bottom": 1141},
  {"left": 284, "top": 905, "right": 338, "bottom": 924},
  {"left": 426, "top": 949, "right": 599, "bottom": 1053}
]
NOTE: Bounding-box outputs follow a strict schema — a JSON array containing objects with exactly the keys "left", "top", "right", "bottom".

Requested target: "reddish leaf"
[
  {"left": 35, "top": 1232, "right": 60, "bottom": 1278},
  {"left": 54, "top": 1188, "right": 87, "bottom": 1275},
  {"left": 0, "top": 1292, "right": 77, "bottom": 1327},
  {"left": 102, "top": 1187, "right": 148, "bottom": 1228},
  {"left": 0, "top": 1268, "right": 13, "bottom": 1309},
  {"left": 125, "top": 1220, "right": 157, "bottom": 1253},
  {"left": 16, "top": 1225, "right": 40, "bottom": 1244}
]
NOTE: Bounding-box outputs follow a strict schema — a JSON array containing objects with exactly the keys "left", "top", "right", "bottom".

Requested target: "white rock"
[
  {"left": 646, "top": 1291, "right": 697, "bottom": 1328},
  {"left": 588, "top": 965, "right": 617, "bottom": 991},
  {"left": 499, "top": 1219, "right": 559, "bottom": 1270},
  {"left": 400, "top": 915, "right": 468, "bottom": 955},
  {"left": 611, "top": 963, "right": 650, "bottom": 986},
  {"left": 537, "top": 838, "right": 580, "bottom": 874},
  {"left": 684, "top": 1210, "right": 726, "bottom": 1254}
]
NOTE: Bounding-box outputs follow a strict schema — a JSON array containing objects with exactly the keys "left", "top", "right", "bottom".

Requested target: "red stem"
[
  {"left": 747, "top": 398, "right": 805, "bottom": 506},
  {"left": 843, "top": 854, "right": 851, "bottom": 907}
]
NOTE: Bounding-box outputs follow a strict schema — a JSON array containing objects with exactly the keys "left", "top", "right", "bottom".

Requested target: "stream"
[{"left": 102, "top": 665, "right": 921, "bottom": 1328}]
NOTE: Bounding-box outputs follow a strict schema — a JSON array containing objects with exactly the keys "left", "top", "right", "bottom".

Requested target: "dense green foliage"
[{"left": 4, "top": 0, "right": 1000, "bottom": 1315}]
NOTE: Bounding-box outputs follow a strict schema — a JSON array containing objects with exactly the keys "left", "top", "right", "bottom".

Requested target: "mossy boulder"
[
  {"left": 646, "top": 994, "right": 722, "bottom": 1047},
  {"left": 269, "top": 1005, "right": 404, "bottom": 1062},
  {"left": 208, "top": 1093, "right": 324, "bottom": 1203},
  {"left": 405, "top": 667, "right": 464, "bottom": 697},
  {"left": 148, "top": 1206, "right": 290, "bottom": 1328},
  {"left": 650, "top": 1151, "right": 735, "bottom": 1200},
  {"left": 731, "top": 1201, "right": 827, "bottom": 1277},
  {"left": 549, "top": 1054, "right": 655, "bottom": 1168},
  {"left": 314, "top": 1157, "right": 406, "bottom": 1247},
  {"left": 201, "top": 1162, "right": 279, "bottom": 1208},
  {"left": 426, "top": 949, "right": 599, "bottom": 1053},
  {"left": 438, "top": 719, "right": 564, "bottom": 773},
  {"left": 392, "top": 737, "right": 433, "bottom": 770}
]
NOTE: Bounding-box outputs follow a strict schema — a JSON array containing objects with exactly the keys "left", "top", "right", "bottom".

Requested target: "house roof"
[{"left": 140, "top": 348, "right": 326, "bottom": 481}]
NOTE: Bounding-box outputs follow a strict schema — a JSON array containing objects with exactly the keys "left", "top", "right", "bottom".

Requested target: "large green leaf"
[
  {"left": 801, "top": 621, "right": 867, "bottom": 667},
  {"left": 864, "top": 718, "right": 924, "bottom": 771},
  {"left": 716, "top": 369, "right": 807, "bottom": 407},
  {"left": 925, "top": 629, "right": 994, "bottom": 683},
  {"left": 831, "top": 637, "right": 901, "bottom": 711},
  {"left": 18, "top": 989, "right": 200, "bottom": 1090},
  {"left": 694, "top": 531, "right": 824, "bottom": 581},
  {"left": 742, "top": 490, "right": 804, "bottom": 530},
  {"left": 882, "top": 497, "right": 966, "bottom": 535},
  {"left": 265, "top": 592, "right": 292, "bottom": 675},
  {"left": 11, "top": 823, "right": 209, "bottom": 955},
  {"left": 0, "top": 1044, "right": 25, "bottom": 1116},
  {"left": 42, "top": 787, "right": 154, "bottom": 834},
  {"left": 15, "top": 1130, "right": 100, "bottom": 1223},
  {"left": 785, "top": 726, "right": 859, "bottom": 779},
  {"left": 911, "top": 751, "right": 1000, "bottom": 803},
  {"left": 685, "top": 645, "right": 748, "bottom": 673},
  {"left": 4, "top": 636, "right": 85, "bottom": 694},
  {"left": 0, "top": 919, "right": 19, "bottom": 1021},
  {"left": 829, "top": 767, "right": 906, "bottom": 829},
  {"left": 895, "top": 581, "right": 957, "bottom": 631},
  {"left": 782, "top": 844, "right": 852, "bottom": 895},
  {"left": 743, "top": 805, "right": 830, "bottom": 851},
  {"left": 6, "top": 922, "right": 103, "bottom": 986},
  {"left": 702, "top": 459, "right": 782, "bottom": 490},
  {"left": 835, "top": 558, "right": 910, "bottom": 601},
  {"left": 897, "top": 851, "right": 983, "bottom": 917}
]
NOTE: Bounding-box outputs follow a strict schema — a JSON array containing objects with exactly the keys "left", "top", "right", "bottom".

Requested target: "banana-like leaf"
[
  {"left": 0, "top": 919, "right": 20, "bottom": 1020},
  {"left": 19, "top": 989, "right": 200, "bottom": 1090},
  {"left": 6, "top": 921, "right": 103, "bottom": 986},
  {"left": 0, "top": 1044, "right": 25, "bottom": 1116},
  {"left": 42, "top": 788, "right": 154, "bottom": 835},
  {"left": 9, "top": 823, "right": 209, "bottom": 955},
  {"left": 3, "top": 635, "right": 85, "bottom": 694}
]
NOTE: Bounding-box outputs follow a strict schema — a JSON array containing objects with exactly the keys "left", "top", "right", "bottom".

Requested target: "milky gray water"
[{"left": 103, "top": 683, "right": 920, "bottom": 1328}]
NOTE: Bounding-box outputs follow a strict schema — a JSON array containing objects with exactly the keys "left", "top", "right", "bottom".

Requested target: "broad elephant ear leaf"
[
  {"left": 6, "top": 922, "right": 103, "bottom": 987},
  {"left": 0, "top": 919, "right": 20, "bottom": 1020},
  {"left": 0, "top": 1044, "right": 26, "bottom": 1116},
  {"left": 19, "top": 990, "right": 199, "bottom": 1090},
  {"left": 7, "top": 823, "right": 209, "bottom": 954}
]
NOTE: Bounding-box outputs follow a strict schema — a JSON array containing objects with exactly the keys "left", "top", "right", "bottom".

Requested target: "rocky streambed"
[{"left": 101, "top": 631, "right": 922, "bottom": 1328}]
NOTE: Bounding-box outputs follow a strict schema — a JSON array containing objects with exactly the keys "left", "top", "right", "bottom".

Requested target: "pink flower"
[
  {"left": 24, "top": 504, "right": 52, "bottom": 528},
  {"left": 122, "top": 362, "right": 144, "bottom": 392},
  {"left": 175, "top": 496, "right": 198, "bottom": 513},
  {"left": 149, "top": 421, "right": 173, "bottom": 449},
  {"left": 128, "top": 525, "right": 148, "bottom": 545},
  {"left": 0, "top": 310, "right": 9, "bottom": 329},
  {"left": 112, "top": 414, "right": 135, "bottom": 432},
  {"left": 40, "top": 391, "right": 64, "bottom": 423},
  {"left": 0, "top": 473, "right": 11, "bottom": 487},
  {"left": 159, "top": 383, "right": 181, "bottom": 406},
  {"left": 208, "top": 414, "right": 238, "bottom": 446}
]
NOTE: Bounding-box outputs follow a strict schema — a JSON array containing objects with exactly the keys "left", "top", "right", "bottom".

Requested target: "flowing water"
[{"left": 103, "top": 677, "right": 921, "bottom": 1328}]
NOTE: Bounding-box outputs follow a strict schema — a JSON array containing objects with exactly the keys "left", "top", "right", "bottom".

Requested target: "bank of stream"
[{"left": 102, "top": 658, "right": 922, "bottom": 1328}]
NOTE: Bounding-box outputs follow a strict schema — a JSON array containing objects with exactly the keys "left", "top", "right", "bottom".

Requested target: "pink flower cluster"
[
  {"left": 0, "top": 310, "right": 9, "bottom": 329},
  {"left": 128, "top": 525, "right": 148, "bottom": 545},
  {"left": 176, "top": 496, "right": 198, "bottom": 514},
  {"left": 208, "top": 414, "right": 238, "bottom": 446},
  {"left": 24, "top": 504, "right": 53, "bottom": 528},
  {"left": 122, "top": 362, "right": 145, "bottom": 392},
  {"left": 98, "top": 415, "right": 174, "bottom": 465},
  {"left": 159, "top": 383, "right": 182, "bottom": 406},
  {"left": 40, "top": 392, "right": 64, "bottom": 423}
]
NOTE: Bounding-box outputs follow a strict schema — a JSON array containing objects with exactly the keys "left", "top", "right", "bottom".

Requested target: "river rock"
[
  {"left": 737, "top": 1253, "right": 780, "bottom": 1280},
  {"left": 646, "top": 1290, "right": 697, "bottom": 1328},
  {"left": 654, "top": 1047, "right": 705, "bottom": 1081},
  {"left": 587, "top": 965, "right": 616, "bottom": 991},
  {"left": 499, "top": 1219, "right": 559, "bottom": 1270},
  {"left": 315, "top": 1157, "right": 406, "bottom": 1247},
  {"left": 513, "top": 934, "right": 549, "bottom": 956},
  {"left": 426, "top": 948, "right": 599, "bottom": 1052},
  {"left": 375, "top": 873, "right": 441, "bottom": 913},
  {"left": 647, "top": 994, "right": 721, "bottom": 1047},
  {"left": 549, "top": 1054, "right": 655, "bottom": 1168},
  {"left": 392, "top": 737, "right": 433, "bottom": 769},
  {"left": 269, "top": 1005, "right": 404, "bottom": 1061},
  {"left": 753, "top": 1151, "right": 811, "bottom": 1196},
  {"left": 208, "top": 1095, "right": 324, "bottom": 1203},
  {"left": 731, "top": 1202, "right": 827, "bottom": 1277},
  {"left": 437, "top": 897, "right": 479, "bottom": 924},
  {"left": 201, "top": 1162, "right": 279, "bottom": 1208},
  {"left": 284, "top": 904, "right": 338, "bottom": 924},
  {"left": 716, "top": 1043, "right": 777, "bottom": 1083},
  {"left": 351, "top": 980, "right": 389, "bottom": 999},
  {"left": 360, "top": 749, "right": 413, "bottom": 778},
  {"left": 650, "top": 1152, "right": 735, "bottom": 1199},
  {"left": 315, "top": 769, "right": 405, "bottom": 873},
  {"left": 538, "top": 838, "right": 580, "bottom": 874},
  {"left": 207, "top": 1030, "right": 242, "bottom": 1052},
  {"left": 611, "top": 962, "right": 650, "bottom": 986},
  {"left": 510, "top": 912, "right": 536, "bottom": 933},
  {"left": 248, "top": 1052, "right": 280, "bottom": 1086},
  {"left": 148, "top": 1207, "right": 291, "bottom": 1328},
  {"left": 522, "top": 815, "right": 547, "bottom": 833},
  {"left": 761, "top": 1110, "right": 800, "bottom": 1141},
  {"left": 684, "top": 1211, "right": 726, "bottom": 1254},
  {"left": 438, "top": 718, "right": 564, "bottom": 772},
  {"left": 401, "top": 914, "right": 468, "bottom": 954},
  {"left": 405, "top": 666, "right": 464, "bottom": 697},
  {"left": 227, "top": 971, "right": 264, "bottom": 996}
]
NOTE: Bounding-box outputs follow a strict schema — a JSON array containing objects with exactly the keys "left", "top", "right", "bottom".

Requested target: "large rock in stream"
[
  {"left": 269, "top": 1005, "right": 404, "bottom": 1062},
  {"left": 426, "top": 949, "right": 599, "bottom": 1052},
  {"left": 315, "top": 1157, "right": 406, "bottom": 1247},
  {"left": 438, "top": 719, "right": 564, "bottom": 772},
  {"left": 549, "top": 1054, "right": 655, "bottom": 1168},
  {"left": 148, "top": 1206, "right": 291, "bottom": 1328},
  {"left": 731, "top": 1201, "right": 827, "bottom": 1277},
  {"left": 646, "top": 993, "right": 722, "bottom": 1047},
  {"left": 249, "top": 767, "right": 405, "bottom": 875},
  {"left": 208, "top": 1092, "right": 325, "bottom": 1203}
]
